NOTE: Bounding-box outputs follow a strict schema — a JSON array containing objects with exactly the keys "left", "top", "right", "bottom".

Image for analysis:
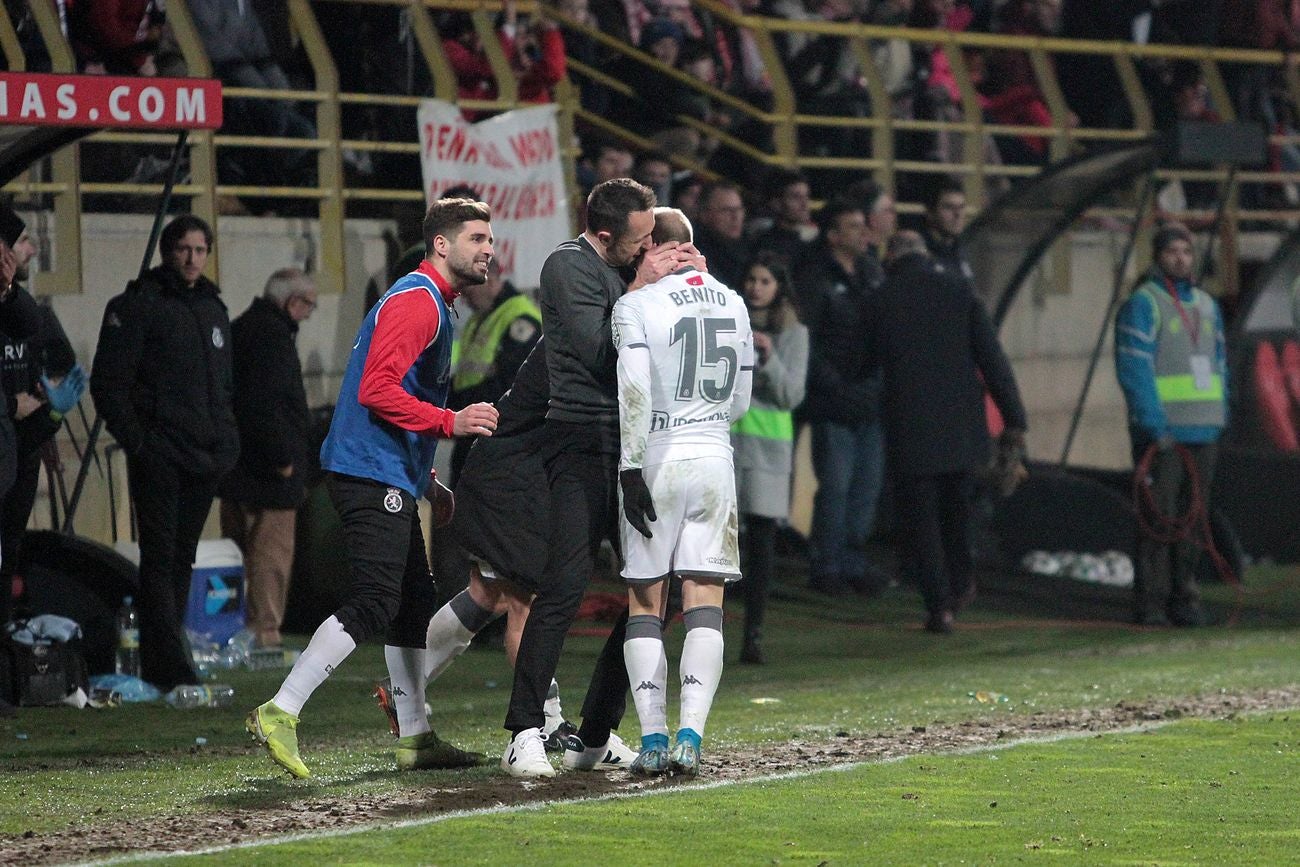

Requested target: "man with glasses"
[
  {"left": 219, "top": 268, "right": 318, "bottom": 651},
  {"left": 692, "top": 181, "right": 752, "bottom": 291},
  {"left": 92, "top": 215, "right": 241, "bottom": 692}
]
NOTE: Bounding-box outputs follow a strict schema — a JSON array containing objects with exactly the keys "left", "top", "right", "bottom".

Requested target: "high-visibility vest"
[
  {"left": 452, "top": 292, "right": 541, "bottom": 392},
  {"left": 731, "top": 406, "right": 794, "bottom": 441},
  {"left": 1136, "top": 280, "right": 1226, "bottom": 429}
]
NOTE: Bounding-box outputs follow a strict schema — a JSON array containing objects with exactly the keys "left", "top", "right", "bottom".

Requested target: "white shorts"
[{"left": 620, "top": 456, "right": 741, "bottom": 585}]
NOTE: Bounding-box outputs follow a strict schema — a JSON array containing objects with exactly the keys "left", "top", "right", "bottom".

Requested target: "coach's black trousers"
[
  {"left": 128, "top": 455, "right": 218, "bottom": 691},
  {"left": 505, "top": 420, "right": 628, "bottom": 735},
  {"left": 893, "top": 471, "right": 975, "bottom": 616}
]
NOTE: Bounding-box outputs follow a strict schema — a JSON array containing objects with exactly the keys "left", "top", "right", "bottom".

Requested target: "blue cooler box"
[{"left": 113, "top": 538, "right": 246, "bottom": 645}]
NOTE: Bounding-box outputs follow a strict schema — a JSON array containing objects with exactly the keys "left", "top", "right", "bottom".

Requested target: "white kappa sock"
[
  {"left": 678, "top": 606, "right": 725, "bottom": 739},
  {"left": 384, "top": 644, "right": 431, "bottom": 738},
  {"left": 424, "top": 591, "right": 495, "bottom": 683},
  {"left": 543, "top": 679, "right": 564, "bottom": 725},
  {"left": 623, "top": 614, "right": 668, "bottom": 740},
  {"left": 272, "top": 615, "right": 356, "bottom": 717}
]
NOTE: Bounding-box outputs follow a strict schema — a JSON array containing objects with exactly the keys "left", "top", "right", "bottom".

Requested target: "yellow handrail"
[{"left": 4, "top": 0, "right": 1299, "bottom": 302}]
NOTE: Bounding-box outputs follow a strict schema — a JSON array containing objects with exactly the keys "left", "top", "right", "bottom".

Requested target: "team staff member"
[
  {"left": 870, "top": 232, "right": 1027, "bottom": 635},
  {"left": 219, "top": 268, "right": 317, "bottom": 651},
  {"left": 446, "top": 258, "right": 541, "bottom": 485},
  {"left": 246, "top": 199, "right": 500, "bottom": 779},
  {"left": 91, "top": 215, "right": 240, "bottom": 692},
  {"left": 1115, "top": 222, "right": 1226, "bottom": 628},
  {"left": 500, "top": 179, "right": 697, "bottom": 775},
  {"left": 0, "top": 207, "right": 84, "bottom": 631}
]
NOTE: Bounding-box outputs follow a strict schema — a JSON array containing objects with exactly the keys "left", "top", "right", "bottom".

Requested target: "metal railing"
[{"left": 1, "top": 0, "right": 1296, "bottom": 296}]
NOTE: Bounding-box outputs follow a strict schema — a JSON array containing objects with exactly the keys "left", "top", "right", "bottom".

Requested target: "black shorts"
[{"left": 327, "top": 473, "right": 438, "bottom": 647}]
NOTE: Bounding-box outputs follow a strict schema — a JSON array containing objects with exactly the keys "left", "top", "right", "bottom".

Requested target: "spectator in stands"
[
  {"left": 632, "top": 150, "right": 675, "bottom": 208},
  {"left": 220, "top": 269, "right": 316, "bottom": 651},
  {"left": 0, "top": 209, "right": 82, "bottom": 645},
  {"left": 692, "top": 181, "right": 752, "bottom": 290},
  {"left": 550, "top": 0, "right": 613, "bottom": 116},
  {"left": 982, "top": 0, "right": 1069, "bottom": 164},
  {"left": 70, "top": 0, "right": 165, "bottom": 75},
  {"left": 732, "top": 252, "right": 808, "bottom": 664},
  {"left": 748, "top": 168, "right": 816, "bottom": 268},
  {"left": 612, "top": 18, "right": 712, "bottom": 159},
  {"left": 91, "top": 215, "right": 239, "bottom": 691},
  {"left": 871, "top": 230, "right": 1027, "bottom": 634},
  {"left": 1114, "top": 223, "right": 1226, "bottom": 628},
  {"left": 442, "top": 2, "right": 566, "bottom": 115},
  {"left": 1218, "top": 0, "right": 1299, "bottom": 124},
  {"left": 191, "top": 0, "right": 317, "bottom": 211},
  {"left": 919, "top": 176, "right": 974, "bottom": 284},
  {"left": 576, "top": 140, "right": 635, "bottom": 226},
  {"left": 671, "top": 172, "right": 706, "bottom": 223},
  {"left": 800, "top": 191, "right": 891, "bottom": 597}
]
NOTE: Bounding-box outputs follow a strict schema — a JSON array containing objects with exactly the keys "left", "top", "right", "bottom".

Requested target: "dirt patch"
[{"left": 5, "top": 686, "right": 1299, "bottom": 865}]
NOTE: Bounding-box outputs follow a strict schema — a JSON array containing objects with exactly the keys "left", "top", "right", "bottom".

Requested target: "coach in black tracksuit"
[
  {"left": 91, "top": 215, "right": 239, "bottom": 690},
  {"left": 503, "top": 179, "right": 696, "bottom": 756},
  {"left": 868, "top": 232, "right": 1026, "bottom": 634}
]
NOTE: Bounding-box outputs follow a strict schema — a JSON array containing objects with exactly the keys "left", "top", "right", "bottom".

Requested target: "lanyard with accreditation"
[{"left": 1164, "top": 276, "right": 1214, "bottom": 392}]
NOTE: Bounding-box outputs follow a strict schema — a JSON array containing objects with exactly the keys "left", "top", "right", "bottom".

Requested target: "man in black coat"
[
  {"left": 0, "top": 207, "right": 84, "bottom": 633},
  {"left": 869, "top": 231, "right": 1028, "bottom": 634},
  {"left": 91, "top": 214, "right": 240, "bottom": 690},
  {"left": 219, "top": 268, "right": 316, "bottom": 650}
]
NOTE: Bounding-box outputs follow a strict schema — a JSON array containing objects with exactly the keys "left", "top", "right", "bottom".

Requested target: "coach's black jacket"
[
  {"left": 219, "top": 296, "right": 310, "bottom": 510},
  {"left": 867, "top": 251, "right": 1026, "bottom": 477},
  {"left": 90, "top": 264, "right": 239, "bottom": 478},
  {"left": 451, "top": 337, "right": 552, "bottom": 594}
]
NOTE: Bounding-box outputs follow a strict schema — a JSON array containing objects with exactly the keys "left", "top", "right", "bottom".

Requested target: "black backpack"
[{"left": 0, "top": 624, "right": 91, "bottom": 707}]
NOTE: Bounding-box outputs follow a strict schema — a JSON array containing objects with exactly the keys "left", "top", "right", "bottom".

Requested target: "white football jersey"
[{"left": 613, "top": 267, "right": 754, "bottom": 469}]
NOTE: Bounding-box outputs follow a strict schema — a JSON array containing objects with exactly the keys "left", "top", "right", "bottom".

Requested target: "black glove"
[
  {"left": 619, "top": 468, "right": 657, "bottom": 539},
  {"left": 994, "top": 428, "right": 1029, "bottom": 497}
]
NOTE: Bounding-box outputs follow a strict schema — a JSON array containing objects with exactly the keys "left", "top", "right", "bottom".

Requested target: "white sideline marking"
[{"left": 79, "top": 721, "right": 1177, "bottom": 865}]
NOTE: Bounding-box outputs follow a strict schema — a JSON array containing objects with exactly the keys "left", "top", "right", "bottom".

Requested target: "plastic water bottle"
[
  {"left": 115, "top": 597, "right": 140, "bottom": 678},
  {"left": 164, "top": 684, "right": 235, "bottom": 709}
]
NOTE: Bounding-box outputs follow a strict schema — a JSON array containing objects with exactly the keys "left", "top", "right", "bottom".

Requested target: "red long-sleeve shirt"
[{"left": 356, "top": 260, "right": 459, "bottom": 437}]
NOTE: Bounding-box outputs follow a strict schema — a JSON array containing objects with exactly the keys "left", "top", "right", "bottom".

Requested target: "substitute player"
[
  {"left": 612, "top": 208, "right": 754, "bottom": 776},
  {"left": 246, "top": 199, "right": 499, "bottom": 779}
]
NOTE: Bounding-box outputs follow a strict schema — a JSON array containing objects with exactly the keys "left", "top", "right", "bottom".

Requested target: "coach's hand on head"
[
  {"left": 453, "top": 401, "right": 499, "bottom": 437},
  {"left": 631, "top": 241, "right": 687, "bottom": 290},
  {"left": 619, "top": 468, "right": 657, "bottom": 539}
]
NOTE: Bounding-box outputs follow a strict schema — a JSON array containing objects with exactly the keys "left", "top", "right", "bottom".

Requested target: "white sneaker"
[
  {"left": 501, "top": 727, "right": 555, "bottom": 778},
  {"left": 561, "top": 731, "right": 639, "bottom": 771}
]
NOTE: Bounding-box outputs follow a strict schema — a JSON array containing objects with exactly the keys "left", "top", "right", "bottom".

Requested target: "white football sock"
[
  {"left": 272, "top": 615, "right": 356, "bottom": 717},
  {"left": 424, "top": 591, "right": 494, "bottom": 683},
  {"left": 543, "top": 679, "right": 564, "bottom": 727},
  {"left": 384, "top": 644, "right": 430, "bottom": 738},
  {"left": 624, "top": 614, "right": 668, "bottom": 740},
  {"left": 678, "top": 607, "right": 724, "bottom": 738}
]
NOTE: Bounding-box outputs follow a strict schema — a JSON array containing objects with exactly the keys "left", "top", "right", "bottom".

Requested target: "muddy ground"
[{"left": 5, "top": 686, "right": 1298, "bottom": 865}]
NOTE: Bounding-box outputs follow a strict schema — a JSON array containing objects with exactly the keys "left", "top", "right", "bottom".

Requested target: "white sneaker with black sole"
[
  {"left": 501, "top": 727, "right": 555, "bottom": 778},
  {"left": 561, "top": 731, "right": 638, "bottom": 771}
]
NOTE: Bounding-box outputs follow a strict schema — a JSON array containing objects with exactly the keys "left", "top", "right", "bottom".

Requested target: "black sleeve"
[
  {"left": 969, "top": 294, "right": 1027, "bottom": 431},
  {"left": 36, "top": 306, "right": 76, "bottom": 377},
  {"left": 89, "top": 290, "right": 149, "bottom": 454},
  {"left": 0, "top": 287, "right": 42, "bottom": 341},
  {"left": 234, "top": 327, "right": 296, "bottom": 470}
]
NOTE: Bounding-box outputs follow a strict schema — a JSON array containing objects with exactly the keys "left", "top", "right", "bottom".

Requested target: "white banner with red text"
[{"left": 417, "top": 100, "right": 570, "bottom": 289}]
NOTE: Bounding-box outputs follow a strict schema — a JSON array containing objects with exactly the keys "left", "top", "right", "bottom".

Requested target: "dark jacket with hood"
[
  {"left": 219, "top": 296, "right": 310, "bottom": 509},
  {"left": 90, "top": 264, "right": 239, "bottom": 478},
  {"left": 799, "top": 244, "right": 883, "bottom": 425},
  {"left": 0, "top": 286, "right": 42, "bottom": 498}
]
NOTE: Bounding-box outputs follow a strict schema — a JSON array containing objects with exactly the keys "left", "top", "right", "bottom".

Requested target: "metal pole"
[
  {"left": 1197, "top": 165, "right": 1237, "bottom": 285},
  {"left": 1059, "top": 174, "right": 1157, "bottom": 465}
]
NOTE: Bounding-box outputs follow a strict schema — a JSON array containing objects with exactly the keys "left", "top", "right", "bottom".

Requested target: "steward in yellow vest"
[{"left": 1113, "top": 223, "right": 1226, "bottom": 628}]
